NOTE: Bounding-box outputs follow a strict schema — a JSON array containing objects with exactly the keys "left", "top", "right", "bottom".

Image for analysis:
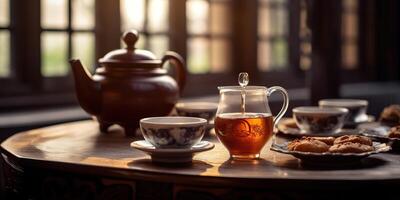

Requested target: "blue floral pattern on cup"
[{"left": 141, "top": 125, "right": 205, "bottom": 148}]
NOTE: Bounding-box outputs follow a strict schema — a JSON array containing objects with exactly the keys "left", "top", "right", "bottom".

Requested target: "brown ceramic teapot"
[{"left": 70, "top": 30, "right": 186, "bottom": 136}]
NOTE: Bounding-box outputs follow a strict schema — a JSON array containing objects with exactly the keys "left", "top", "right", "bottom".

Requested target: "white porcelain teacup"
[
  {"left": 293, "top": 106, "right": 349, "bottom": 134},
  {"left": 140, "top": 116, "right": 207, "bottom": 148},
  {"left": 319, "top": 99, "right": 368, "bottom": 123}
]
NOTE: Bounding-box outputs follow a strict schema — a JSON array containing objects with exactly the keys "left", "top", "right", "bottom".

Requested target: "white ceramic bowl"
[
  {"left": 175, "top": 102, "right": 218, "bottom": 122},
  {"left": 293, "top": 106, "right": 349, "bottom": 134},
  {"left": 319, "top": 99, "right": 368, "bottom": 123},
  {"left": 140, "top": 116, "right": 207, "bottom": 148}
]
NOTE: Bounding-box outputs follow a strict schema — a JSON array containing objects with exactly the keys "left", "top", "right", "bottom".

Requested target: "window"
[
  {"left": 186, "top": 0, "right": 232, "bottom": 74},
  {"left": 41, "top": 0, "right": 95, "bottom": 76},
  {"left": 1, "top": 0, "right": 370, "bottom": 109},
  {"left": 0, "top": 0, "right": 10, "bottom": 78},
  {"left": 298, "top": 0, "right": 312, "bottom": 71},
  {"left": 341, "top": 0, "right": 358, "bottom": 69},
  {"left": 297, "top": 0, "right": 359, "bottom": 72},
  {"left": 257, "top": 0, "right": 289, "bottom": 72},
  {"left": 120, "top": 0, "right": 169, "bottom": 58}
]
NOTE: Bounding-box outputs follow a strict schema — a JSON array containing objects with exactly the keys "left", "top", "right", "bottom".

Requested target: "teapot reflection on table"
[{"left": 70, "top": 30, "right": 186, "bottom": 136}]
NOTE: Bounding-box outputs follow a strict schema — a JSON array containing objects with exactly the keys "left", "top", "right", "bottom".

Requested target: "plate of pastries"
[
  {"left": 271, "top": 135, "right": 391, "bottom": 163},
  {"left": 359, "top": 105, "right": 400, "bottom": 149}
]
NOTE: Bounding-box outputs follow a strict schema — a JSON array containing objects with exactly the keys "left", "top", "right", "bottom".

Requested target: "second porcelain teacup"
[{"left": 319, "top": 99, "right": 368, "bottom": 123}]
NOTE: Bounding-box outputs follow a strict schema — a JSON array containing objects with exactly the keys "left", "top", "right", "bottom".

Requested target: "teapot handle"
[
  {"left": 161, "top": 51, "right": 186, "bottom": 93},
  {"left": 267, "top": 86, "right": 289, "bottom": 128}
]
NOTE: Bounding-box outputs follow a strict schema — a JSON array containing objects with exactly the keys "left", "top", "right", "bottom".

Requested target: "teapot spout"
[{"left": 70, "top": 59, "right": 101, "bottom": 115}]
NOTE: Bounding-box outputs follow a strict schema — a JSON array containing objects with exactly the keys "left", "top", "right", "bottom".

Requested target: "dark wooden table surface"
[{"left": 2, "top": 120, "right": 400, "bottom": 199}]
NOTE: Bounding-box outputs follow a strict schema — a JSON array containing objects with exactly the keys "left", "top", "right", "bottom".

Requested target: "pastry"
[
  {"left": 285, "top": 120, "right": 298, "bottom": 129},
  {"left": 287, "top": 139, "right": 329, "bottom": 153},
  {"left": 287, "top": 139, "right": 301, "bottom": 151},
  {"left": 287, "top": 135, "right": 374, "bottom": 154},
  {"left": 388, "top": 125, "right": 400, "bottom": 139},
  {"left": 334, "top": 135, "right": 372, "bottom": 146},
  {"left": 329, "top": 142, "right": 374, "bottom": 153},
  {"left": 380, "top": 105, "right": 400, "bottom": 126},
  {"left": 302, "top": 136, "right": 335, "bottom": 145}
]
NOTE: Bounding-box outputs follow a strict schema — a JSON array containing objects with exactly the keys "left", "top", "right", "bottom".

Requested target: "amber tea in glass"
[
  {"left": 215, "top": 73, "right": 289, "bottom": 159},
  {"left": 215, "top": 113, "right": 274, "bottom": 159}
]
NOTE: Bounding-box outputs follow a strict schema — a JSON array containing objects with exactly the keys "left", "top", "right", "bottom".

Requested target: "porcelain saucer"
[
  {"left": 343, "top": 115, "right": 375, "bottom": 128},
  {"left": 130, "top": 140, "right": 215, "bottom": 163},
  {"left": 359, "top": 122, "right": 400, "bottom": 150}
]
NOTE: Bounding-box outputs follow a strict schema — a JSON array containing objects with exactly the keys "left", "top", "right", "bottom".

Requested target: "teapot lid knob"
[{"left": 122, "top": 30, "right": 139, "bottom": 50}]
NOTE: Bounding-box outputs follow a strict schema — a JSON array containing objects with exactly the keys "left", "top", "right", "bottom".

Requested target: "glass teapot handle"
[
  {"left": 267, "top": 86, "right": 289, "bottom": 128},
  {"left": 161, "top": 51, "right": 187, "bottom": 93}
]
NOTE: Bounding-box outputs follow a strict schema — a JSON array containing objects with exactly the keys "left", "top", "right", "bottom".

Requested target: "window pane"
[
  {"left": 72, "top": 0, "right": 95, "bottom": 29},
  {"left": 258, "top": 39, "right": 288, "bottom": 71},
  {"left": 72, "top": 33, "right": 95, "bottom": 72},
  {"left": 188, "top": 37, "right": 210, "bottom": 74},
  {"left": 41, "top": 32, "right": 68, "bottom": 76},
  {"left": 211, "top": 39, "right": 230, "bottom": 73},
  {"left": 0, "top": 0, "right": 9, "bottom": 26},
  {"left": 271, "top": 8, "right": 288, "bottom": 36},
  {"left": 300, "top": 56, "right": 311, "bottom": 71},
  {"left": 342, "top": 12, "right": 358, "bottom": 39},
  {"left": 211, "top": 3, "right": 231, "bottom": 35},
  {"left": 258, "top": 41, "right": 271, "bottom": 71},
  {"left": 137, "top": 35, "right": 147, "bottom": 49},
  {"left": 260, "top": 0, "right": 287, "bottom": 4},
  {"left": 299, "top": 6, "right": 310, "bottom": 38},
  {"left": 187, "top": 0, "right": 209, "bottom": 34},
  {"left": 0, "top": 31, "right": 10, "bottom": 77},
  {"left": 271, "top": 38, "right": 288, "bottom": 69},
  {"left": 259, "top": 6, "right": 287, "bottom": 37},
  {"left": 121, "top": 0, "right": 145, "bottom": 31},
  {"left": 149, "top": 35, "right": 168, "bottom": 58},
  {"left": 300, "top": 42, "right": 312, "bottom": 54},
  {"left": 343, "top": 0, "right": 358, "bottom": 10},
  {"left": 342, "top": 42, "right": 358, "bottom": 69},
  {"left": 41, "top": 0, "right": 68, "bottom": 29},
  {"left": 258, "top": 6, "right": 271, "bottom": 37},
  {"left": 148, "top": 0, "right": 169, "bottom": 32},
  {"left": 342, "top": 0, "right": 358, "bottom": 69}
]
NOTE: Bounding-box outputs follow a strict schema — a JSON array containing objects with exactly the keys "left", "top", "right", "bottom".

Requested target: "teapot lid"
[
  {"left": 218, "top": 86, "right": 267, "bottom": 93},
  {"left": 98, "top": 30, "right": 160, "bottom": 65}
]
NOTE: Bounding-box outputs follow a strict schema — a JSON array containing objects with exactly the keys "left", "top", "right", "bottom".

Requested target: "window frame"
[
  {"left": 0, "top": 0, "right": 116, "bottom": 111},
  {"left": 0, "top": 0, "right": 373, "bottom": 111},
  {"left": 182, "top": 0, "right": 306, "bottom": 96},
  {"left": 120, "top": 0, "right": 171, "bottom": 54},
  {"left": 255, "top": 0, "right": 305, "bottom": 88},
  {"left": 0, "top": 1, "right": 14, "bottom": 84},
  {"left": 0, "top": 0, "right": 41, "bottom": 97},
  {"left": 41, "top": 0, "right": 96, "bottom": 92}
]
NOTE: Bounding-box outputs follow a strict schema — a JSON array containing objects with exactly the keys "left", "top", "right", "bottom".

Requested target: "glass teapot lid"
[
  {"left": 218, "top": 72, "right": 267, "bottom": 94},
  {"left": 218, "top": 86, "right": 267, "bottom": 93},
  {"left": 98, "top": 30, "right": 161, "bottom": 66}
]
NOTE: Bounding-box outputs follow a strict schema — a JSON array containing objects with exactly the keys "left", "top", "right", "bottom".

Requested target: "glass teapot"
[{"left": 214, "top": 74, "right": 289, "bottom": 159}]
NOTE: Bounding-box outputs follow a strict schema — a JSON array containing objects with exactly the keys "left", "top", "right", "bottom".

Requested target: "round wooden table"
[{"left": 2, "top": 120, "right": 400, "bottom": 199}]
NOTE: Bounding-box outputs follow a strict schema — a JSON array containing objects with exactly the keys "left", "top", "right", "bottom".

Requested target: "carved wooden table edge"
[
  {"left": 6, "top": 147, "right": 397, "bottom": 190},
  {"left": 2, "top": 120, "right": 400, "bottom": 191}
]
